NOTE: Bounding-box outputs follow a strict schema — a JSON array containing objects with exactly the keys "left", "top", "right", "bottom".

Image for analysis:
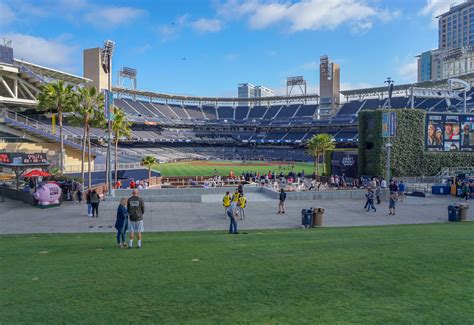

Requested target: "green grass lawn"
[
  {"left": 154, "top": 160, "right": 316, "bottom": 177},
  {"left": 1, "top": 223, "right": 473, "bottom": 323}
]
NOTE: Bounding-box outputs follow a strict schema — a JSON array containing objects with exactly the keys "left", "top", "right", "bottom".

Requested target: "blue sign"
[
  {"left": 389, "top": 112, "right": 396, "bottom": 136},
  {"left": 382, "top": 112, "right": 396, "bottom": 138},
  {"left": 382, "top": 113, "right": 390, "bottom": 138},
  {"left": 103, "top": 90, "right": 115, "bottom": 121}
]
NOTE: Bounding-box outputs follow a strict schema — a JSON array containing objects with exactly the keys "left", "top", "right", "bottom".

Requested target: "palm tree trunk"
[
  {"left": 114, "top": 138, "right": 118, "bottom": 184},
  {"left": 313, "top": 155, "right": 317, "bottom": 175},
  {"left": 58, "top": 108, "right": 64, "bottom": 173},
  {"left": 81, "top": 121, "right": 86, "bottom": 186},
  {"left": 322, "top": 151, "right": 326, "bottom": 175},
  {"left": 148, "top": 165, "right": 151, "bottom": 180},
  {"left": 316, "top": 153, "right": 320, "bottom": 176},
  {"left": 87, "top": 128, "right": 92, "bottom": 190}
]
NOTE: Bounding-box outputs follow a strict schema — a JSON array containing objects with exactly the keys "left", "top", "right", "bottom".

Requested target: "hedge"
[{"left": 358, "top": 109, "right": 474, "bottom": 177}]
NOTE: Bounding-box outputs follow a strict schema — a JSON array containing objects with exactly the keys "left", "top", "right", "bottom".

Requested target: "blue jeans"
[
  {"left": 116, "top": 228, "right": 127, "bottom": 244},
  {"left": 87, "top": 203, "right": 92, "bottom": 216},
  {"left": 227, "top": 210, "right": 237, "bottom": 234},
  {"left": 367, "top": 200, "right": 376, "bottom": 211}
]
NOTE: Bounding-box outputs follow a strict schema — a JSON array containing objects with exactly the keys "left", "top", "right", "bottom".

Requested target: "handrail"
[
  {"left": 3, "top": 109, "right": 108, "bottom": 154},
  {"left": 63, "top": 162, "right": 144, "bottom": 173}
]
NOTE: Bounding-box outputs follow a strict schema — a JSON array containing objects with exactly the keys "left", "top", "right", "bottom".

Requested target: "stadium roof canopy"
[
  {"left": 113, "top": 86, "right": 319, "bottom": 104},
  {"left": 14, "top": 59, "right": 91, "bottom": 85},
  {"left": 340, "top": 73, "right": 474, "bottom": 100}
]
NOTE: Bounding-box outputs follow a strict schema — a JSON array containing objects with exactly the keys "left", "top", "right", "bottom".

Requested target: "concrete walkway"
[{"left": 0, "top": 194, "right": 471, "bottom": 235}]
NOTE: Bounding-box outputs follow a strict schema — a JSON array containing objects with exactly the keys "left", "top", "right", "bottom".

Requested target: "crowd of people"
[
  {"left": 362, "top": 177, "right": 406, "bottom": 215},
  {"left": 222, "top": 185, "right": 247, "bottom": 234}
]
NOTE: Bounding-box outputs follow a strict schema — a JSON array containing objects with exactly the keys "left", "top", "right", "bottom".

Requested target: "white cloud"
[
  {"left": 217, "top": 0, "right": 399, "bottom": 33},
  {"left": 191, "top": 18, "right": 222, "bottom": 33},
  {"left": 156, "top": 15, "right": 189, "bottom": 41},
  {"left": 420, "top": 0, "right": 452, "bottom": 26},
  {"left": 5, "top": 33, "right": 77, "bottom": 71},
  {"left": 0, "top": 2, "right": 16, "bottom": 26},
  {"left": 84, "top": 6, "right": 146, "bottom": 27},
  {"left": 398, "top": 60, "right": 418, "bottom": 82}
]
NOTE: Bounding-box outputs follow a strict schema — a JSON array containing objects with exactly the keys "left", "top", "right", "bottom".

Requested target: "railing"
[
  {"left": 64, "top": 162, "right": 143, "bottom": 173},
  {"left": 434, "top": 167, "right": 474, "bottom": 184},
  {"left": 3, "top": 109, "right": 108, "bottom": 155}
]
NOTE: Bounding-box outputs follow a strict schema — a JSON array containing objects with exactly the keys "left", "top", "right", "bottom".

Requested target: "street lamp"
[
  {"left": 384, "top": 77, "right": 394, "bottom": 182},
  {"left": 101, "top": 40, "right": 115, "bottom": 196}
]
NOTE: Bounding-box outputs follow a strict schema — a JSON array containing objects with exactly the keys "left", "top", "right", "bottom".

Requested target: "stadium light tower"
[
  {"left": 101, "top": 40, "right": 115, "bottom": 196},
  {"left": 384, "top": 77, "right": 394, "bottom": 182}
]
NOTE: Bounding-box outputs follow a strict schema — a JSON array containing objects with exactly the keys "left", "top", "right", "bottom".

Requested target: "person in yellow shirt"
[
  {"left": 238, "top": 193, "right": 247, "bottom": 220},
  {"left": 231, "top": 190, "right": 241, "bottom": 219},
  {"left": 222, "top": 191, "right": 231, "bottom": 219}
]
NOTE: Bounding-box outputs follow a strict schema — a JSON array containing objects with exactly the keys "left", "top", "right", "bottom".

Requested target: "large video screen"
[{"left": 426, "top": 113, "right": 474, "bottom": 152}]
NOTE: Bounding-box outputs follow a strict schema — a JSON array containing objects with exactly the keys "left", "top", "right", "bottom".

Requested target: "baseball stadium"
[{"left": 1, "top": 1, "right": 474, "bottom": 323}]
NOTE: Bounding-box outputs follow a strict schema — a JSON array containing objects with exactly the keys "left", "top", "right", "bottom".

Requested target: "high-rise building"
[
  {"left": 417, "top": 0, "right": 474, "bottom": 81},
  {"left": 319, "top": 55, "right": 340, "bottom": 114},
  {"left": 438, "top": 0, "right": 474, "bottom": 50},
  {"left": 238, "top": 83, "right": 274, "bottom": 98},
  {"left": 255, "top": 85, "right": 274, "bottom": 97}
]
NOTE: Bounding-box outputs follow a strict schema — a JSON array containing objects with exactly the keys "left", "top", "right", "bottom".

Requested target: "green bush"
[{"left": 359, "top": 109, "right": 474, "bottom": 176}]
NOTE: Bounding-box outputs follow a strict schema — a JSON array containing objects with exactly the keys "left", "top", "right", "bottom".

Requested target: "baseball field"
[
  {"left": 154, "top": 160, "right": 316, "bottom": 177},
  {"left": 1, "top": 223, "right": 473, "bottom": 323}
]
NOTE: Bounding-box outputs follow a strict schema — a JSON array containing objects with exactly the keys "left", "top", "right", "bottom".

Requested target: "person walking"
[
  {"left": 389, "top": 180, "right": 398, "bottom": 194},
  {"left": 222, "top": 191, "right": 231, "bottom": 219},
  {"left": 398, "top": 181, "right": 406, "bottom": 202},
  {"left": 375, "top": 185, "right": 382, "bottom": 204},
  {"left": 86, "top": 189, "right": 93, "bottom": 217},
  {"left": 90, "top": 189, "right": 100, "bottom": 218},
  {"left": 77, "top": 182, "right": 83, "bottom": 204},
  {"left": 114, "top": 198, "right": 129, "bottom": 248},
  {"left": 366, "top": 189, "right": 376, "bottom": 212},
  {"left": 389, "top": 192, "right": 398, "bottom": 215},
  {"left": 226, "top": 199, "right": 239, "bottom": 234},
  {"left": 238, "top": 193, "right": 247, "bottom": 220},
  {"left": 127, "top": 189, "right": 145, "bottom": 249},
  {"left": 278, "top": 188, "right": 287, "bottom": 214}
]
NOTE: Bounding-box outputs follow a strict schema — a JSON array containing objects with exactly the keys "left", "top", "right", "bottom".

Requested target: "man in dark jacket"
[
  {"left": 127, "top": 189, "right": 145, "bottom": 249},
  {"left": 278, "top": 188, "right": 287, "bottom": 214}
]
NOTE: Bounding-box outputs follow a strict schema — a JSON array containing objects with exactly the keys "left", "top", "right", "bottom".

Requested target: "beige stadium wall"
[{"left": 0, "top": 142, "right": 94, "bottom": 172}]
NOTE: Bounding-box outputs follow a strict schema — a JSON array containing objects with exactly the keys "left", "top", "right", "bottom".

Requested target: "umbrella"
[{"left": 23, "top": 170, "right": 51, "bottom": 178}]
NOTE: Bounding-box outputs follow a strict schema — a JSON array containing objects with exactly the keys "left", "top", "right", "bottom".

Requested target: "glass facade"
[{"left": 439, "top": 2, "right": 474, "bottom": 49}]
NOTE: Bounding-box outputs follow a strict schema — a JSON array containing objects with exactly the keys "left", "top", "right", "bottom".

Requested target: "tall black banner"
[{"left": 331, "top": 151, "right": 358, "bottom": 178}]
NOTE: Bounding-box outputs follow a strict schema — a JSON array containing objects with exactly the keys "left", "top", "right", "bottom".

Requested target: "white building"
[{"left": 238, "top": 83, "right": 274, "bottom": 98}]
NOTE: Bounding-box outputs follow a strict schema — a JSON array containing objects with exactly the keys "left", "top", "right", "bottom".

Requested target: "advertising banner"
[
  {"left": 331, "top": 151, "right": 358, "bottom": 178},
  {"left": 426, "top": 113, "right": 474, "bottom": 152}
]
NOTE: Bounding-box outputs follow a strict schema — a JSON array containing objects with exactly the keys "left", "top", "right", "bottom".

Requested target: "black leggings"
[{"left": 91, "top": 203, "right": 99, "bottom": 217}]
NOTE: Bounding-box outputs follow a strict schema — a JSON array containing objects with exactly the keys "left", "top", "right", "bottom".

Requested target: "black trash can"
[
  {"left": 448, "top": 205, "right": 460, "bottom": 222},
  {"left": 301, "top": 208, "right": 312, "bottom": 228}
]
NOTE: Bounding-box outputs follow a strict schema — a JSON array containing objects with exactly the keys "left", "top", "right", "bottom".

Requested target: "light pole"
[
  {"left": 384, "top": 77, "right": 394, "bottom": 182},
  {"left": 101, "top": 40, "right": 115, "bottom": 196}
]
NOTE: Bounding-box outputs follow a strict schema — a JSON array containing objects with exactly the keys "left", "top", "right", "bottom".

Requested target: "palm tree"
[
  {"left": 112, "top": 106, "right": 132, "bottom": 184},
  {"left": 141, "top": 155, "right": 157, "bottom": 180},
  {"left": 88, "top": 105, "right": 106, "bottom": 189},
  {"left": 37, "top": 81, "right": 75, "bottom": 173},
  {"left": 306, "top": 133, "right": 335, "bottom": 176},
  {"left": 70, "top": 86, "right": 104, "bottom": 188}
]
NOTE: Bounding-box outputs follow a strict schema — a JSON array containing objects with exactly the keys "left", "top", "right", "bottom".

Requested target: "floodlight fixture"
[{"left": 101, "top": 40, "right": 115, "bottom": 73}]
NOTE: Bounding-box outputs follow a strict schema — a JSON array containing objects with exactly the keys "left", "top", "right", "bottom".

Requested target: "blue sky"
[{"left": 0, "top": 0, "right": 457, "bottom": 97}]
